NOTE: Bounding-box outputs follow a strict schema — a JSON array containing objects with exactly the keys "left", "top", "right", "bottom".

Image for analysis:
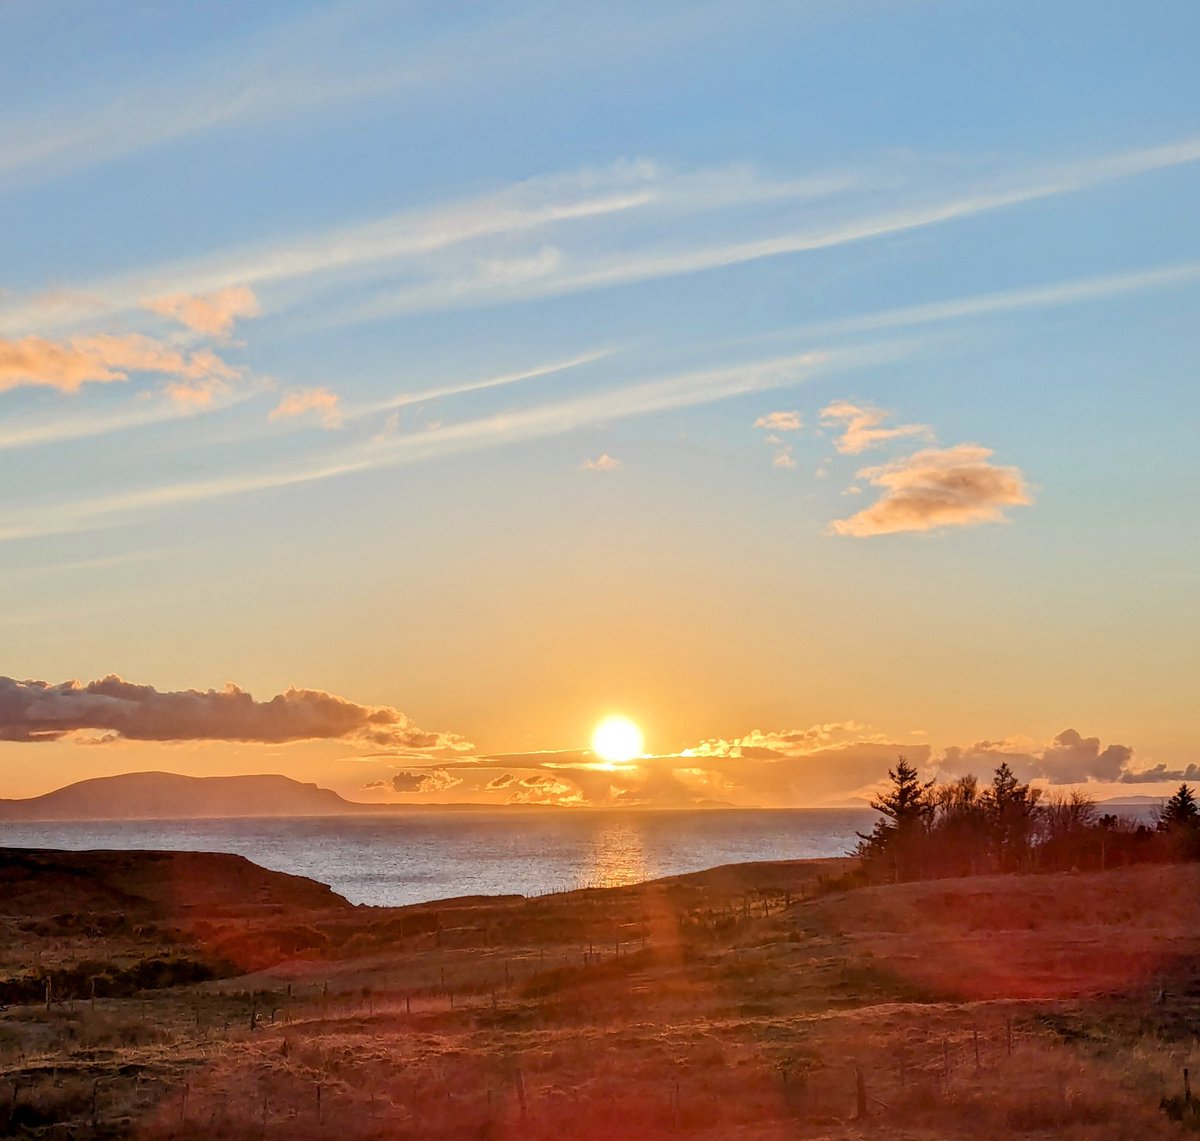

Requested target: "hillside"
[
  {"left": 0, "top": 846, "right": 352, "bottom": 920},
  {"left": 3, "top": 853, "right": 1199, "bottom": 1137},
  {"left": 0, "top": 847, "right": 353, "bottom": 1005},
  {"left": 0, "top": 771, "right": 363, "bottom": 820}
]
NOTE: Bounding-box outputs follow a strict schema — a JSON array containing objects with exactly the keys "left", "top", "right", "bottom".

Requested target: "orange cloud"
[
  {"left": 270, "top": 387, "right": 342, "bottom": 428},
  {"left": 820, "top": 399, "right": 933, "bottom": 454},
  {"left": 830, "top": 444, "right": 1031, "bottom": 536},
  {"left": 508, "top": 773, "right": 584, "bottom": 805},
  {"left": 0, "top": 333, "right": 237, "bottom": 394},
  {"left": 0, "top": 675, "right": 471, "bottom": 752},
  {"left": 390, "top": 769, "right": 462, "bottom": 794},
  {"left": 579, "top": 453, "right": 622, "bottom": 472},
  {"left": 143, "top": 285, "right": 261, "bottom": 338},
  {"left": 754, "top": 410, "right": 802, "bottom": 431},
  {"left": 686, "top": 721, "right": 881, "bottom": 759},
  {"left": 164, "top": 376, "right": 231, "bottom": 407}
]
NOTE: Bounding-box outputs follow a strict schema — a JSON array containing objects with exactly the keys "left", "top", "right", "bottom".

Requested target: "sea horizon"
[{"left": 0, "top": 807, "right": 874, "bottom": 907}]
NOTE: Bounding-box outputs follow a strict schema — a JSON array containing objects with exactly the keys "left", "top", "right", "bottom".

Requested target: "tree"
[
  {"left": 928, "top": 775, "right": 989, "bottom": 876},
  {"left": 1039, "top": 790, "right": 1100, "bottom": 870},
  {"left": 1156, "top": 784, "right": 1200, "bottom": 832},
  {"left": 1153, "top": 783, "right": 1200, "bottom": 862},
  {"left": 854, "top": 757, "right": 933, "bottom": 880},
  {"left": 982, "top": 762, "right": 1042, "bottom": 872}
]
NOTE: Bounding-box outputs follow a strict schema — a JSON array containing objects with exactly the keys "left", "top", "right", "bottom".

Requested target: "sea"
[{"left": 0, "top": 809, "right": 873, "bottom": 907}]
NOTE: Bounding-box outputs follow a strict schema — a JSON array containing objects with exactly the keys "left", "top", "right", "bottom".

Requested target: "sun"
[{"left": 591, "top": 715, "right": 644, "bottom": 764}]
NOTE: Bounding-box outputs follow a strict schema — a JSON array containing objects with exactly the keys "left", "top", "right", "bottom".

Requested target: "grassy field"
[{"left": 2, "top": 850, "right": 1199, "bottom": 1138}]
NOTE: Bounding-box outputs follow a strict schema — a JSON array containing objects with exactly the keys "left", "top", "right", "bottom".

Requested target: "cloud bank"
[
  {"left": 936, "top": 729, "right": 1136, "bottom": 786},
  {"left": 374, "top": 723, "right": 1177, "bottom": 809},
  {"left": 0, "top": 675, "right": 470, "bottom": 751}
]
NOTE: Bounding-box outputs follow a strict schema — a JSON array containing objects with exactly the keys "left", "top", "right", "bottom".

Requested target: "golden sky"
[{"left": 2, "top": 3, "right": 1198, "bottom": 807}]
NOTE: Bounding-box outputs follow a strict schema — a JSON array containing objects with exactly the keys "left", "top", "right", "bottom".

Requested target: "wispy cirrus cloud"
[
  {"left": 1, "top": 159, "right": 851, "bottom": 339},
  {"left": 350, "top": 349, "right": 615, "bottom": 421},
  {"left": 0, "top": 349, "right": 605, "bottom": 455},
  {"left": 785, "top": 259, "right": 1200, "bottom": 342},
  {"left": 830, "top": 443, "right": 1032, "bottom": 537},
  {"left": 0, "top": 3, "right": 830, "bottom": 192},
  {"left": 9, "top": 136, "right": 1199, "bottom": 340},
  {"left": 0, "top": 5, "right": 472, "bottom": 191},
  {"left": 0, "top": 343, "right": 883, "bottom": 543},
  {"left": 333, "top": 137, "right": 1200, "bottom": 323},
  {"left": 0, "top": 389, "right": 255, "bottom": 453}
]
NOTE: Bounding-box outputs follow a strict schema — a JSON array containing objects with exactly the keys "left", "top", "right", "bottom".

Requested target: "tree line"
[{"left": 854, "top": 757, "right": 1200, "bottom": 882}]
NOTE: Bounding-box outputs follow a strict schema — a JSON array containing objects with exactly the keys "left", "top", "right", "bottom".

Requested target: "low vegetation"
[
  {"left": 3, "top": 847, "right": 1200, "bottom": 1136},
  {"left": 855, "top": 757, "right": 1200, "bottom": 882}
]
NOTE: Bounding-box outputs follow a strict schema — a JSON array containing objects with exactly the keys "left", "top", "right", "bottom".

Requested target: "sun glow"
[{"left": 591, "top": 715, "right": 644, "bottom": 764}]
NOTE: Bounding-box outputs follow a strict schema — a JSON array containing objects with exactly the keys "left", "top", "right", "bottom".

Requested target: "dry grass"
[{"left": 2, "top": 853, "right": 1200, "bottom": 1137}]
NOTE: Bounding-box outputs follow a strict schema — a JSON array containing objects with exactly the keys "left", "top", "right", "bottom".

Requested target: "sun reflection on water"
[{"left": 582, "top": 816, "right": 648, "bottom": 889}]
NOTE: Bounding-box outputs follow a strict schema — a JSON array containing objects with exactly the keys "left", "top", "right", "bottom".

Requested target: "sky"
[{"left": 1, "top": 0, "right": 1198, "bottom": 807}]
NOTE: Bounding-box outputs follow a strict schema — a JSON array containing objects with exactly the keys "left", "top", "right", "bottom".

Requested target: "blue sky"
[{"left": 1, "top": 1, "right": 1197, "bottom": 804}]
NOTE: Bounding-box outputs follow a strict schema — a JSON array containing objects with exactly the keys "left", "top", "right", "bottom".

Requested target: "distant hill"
[
  {"left": 0, "top": 846, "right": 351, "bottom": 918},
  {"left": 0, "top": 771, "right": 366, "bottom": 821}
]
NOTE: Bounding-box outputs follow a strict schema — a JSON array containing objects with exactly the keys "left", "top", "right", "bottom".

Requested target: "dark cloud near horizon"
[
  {"left": 1120, "top": 763, "right": 1200, "bottom": 785},
  {"left": 0, "top": 675, "right": 471, "bottom": 751},
  {"left": 391, "top": 768, "right": 462, "bottom": 794},
  {"left": 465, "top": 738, "right": 930, "bottom": 808},
  {"left": 937, "top": 729, "right": 1135, "bottom": 785}
]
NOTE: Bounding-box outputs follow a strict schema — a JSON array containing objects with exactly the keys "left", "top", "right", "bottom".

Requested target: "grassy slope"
[{"left": 1, "top": 851, "right": 1198, "bottom": 1138}]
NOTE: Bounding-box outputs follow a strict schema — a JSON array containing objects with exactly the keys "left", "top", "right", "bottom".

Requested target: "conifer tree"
[
  {"left": 983, "top": 761, "right": 1042, "bottom": 871},
  {"left": 854, "top": 757, "right": 933, "bottom": 879},
  {"left": 1156, "top": 783, "right": 1200, "bottom": 832}
]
